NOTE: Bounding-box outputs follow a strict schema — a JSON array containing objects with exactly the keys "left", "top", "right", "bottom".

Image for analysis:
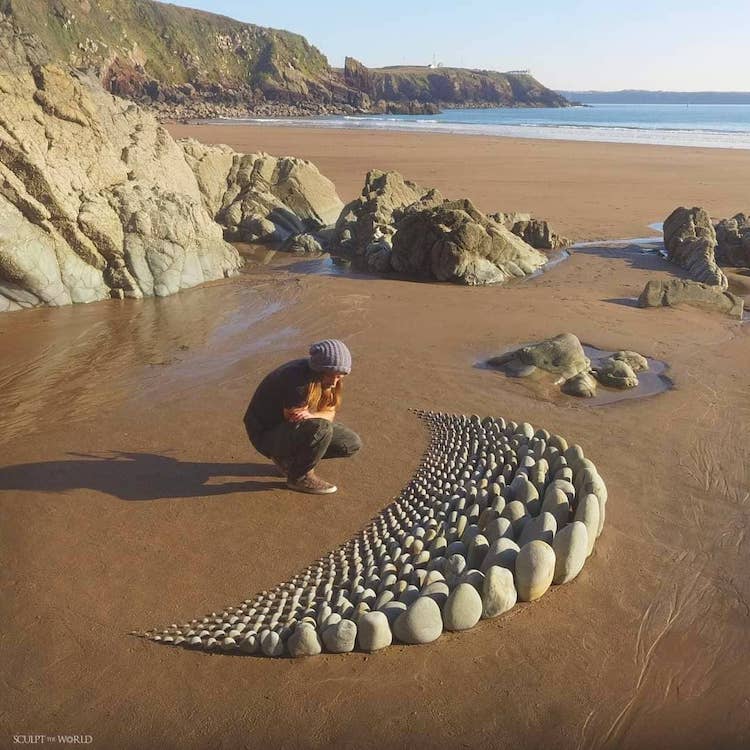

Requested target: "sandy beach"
[{"left": 1, "top": 127, "right": 749, "bottom": 750}]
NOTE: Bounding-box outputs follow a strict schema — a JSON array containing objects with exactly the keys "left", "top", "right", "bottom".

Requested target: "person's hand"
[{"left": 285, "top": 407, "right": 314, "bottom": 423}]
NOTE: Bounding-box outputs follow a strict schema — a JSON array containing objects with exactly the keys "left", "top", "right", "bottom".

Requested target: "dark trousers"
[{"left": 245, "top": 414, "right": 362, "bottom": 479}]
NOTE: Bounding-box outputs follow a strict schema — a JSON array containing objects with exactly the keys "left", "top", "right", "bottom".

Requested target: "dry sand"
[{"left": 1, "top": 127, "right": 749, "bottom": 750}]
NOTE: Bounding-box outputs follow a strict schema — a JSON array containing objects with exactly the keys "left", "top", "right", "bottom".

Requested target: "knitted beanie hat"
[{"left": 309, "top": 339, "right": 352, "bottom": 375}]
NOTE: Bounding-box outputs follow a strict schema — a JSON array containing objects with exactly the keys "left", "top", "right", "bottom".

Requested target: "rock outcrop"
[
  {"left": 0, "top": 19, "right": 242, "bottom": 312},
  {"left": 335, "top": 170, "right": 443, "bottom": 258},
  {"left": 715, "top": 213, "right": 750, "bottom": 267},
  {"left": 333, "top": 171, "right": 552, "bottom": 284},
  {"left": 180, "top": 139, "right": 343, "bottom": 244},
  {"left": 390, "top": 200, "right": 548, "bottom": 285},
  {"left": 487, "top": 334, "right": 653, "bottom": 397},
  {"left": 638, "top": 279, "right": 744, "bottom": 319},
  {"left": 662, "top": 207, "right": 727, "bottom": 288}
]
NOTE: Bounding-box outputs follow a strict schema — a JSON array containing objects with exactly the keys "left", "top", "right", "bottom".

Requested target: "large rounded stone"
[
  {"left": 480, "top": 537, "right": 520, "bottom": 573},
  {"left": 515, "top": 540, "right": 555, "bottom": 601},
  {"left": 481, "top": 566, "right": 517, "bottom": 618},
  {"left": 484, "top": 516, "right": 514, "bottom": 543},
  {"left": 541, "top": 487, "right": 570, "bottom": 530},
  {"left": 574, "top": 494, "right": 600, "bottom": 556},
  {"left": 287, "top": 624, "right": 322, "bottom": 657},
  {"left": 260, "top": 629, "right": 285, "bottom": 657},
  {"left": 552, "top": 521, "right": 588, "bottom": 584},
  {"left": 393, "top": 596, "right": 443, "bottom": 644},
  {"left": 501, "top": 500, "right": 529, "bottom": 535},
  {"left": 322, "top": 619, "right": 357, "bottom": 653},
  {"left": 379, "top": 600, "right": 407, "bottom": 625},
  {"left": 467, "top": 534, "right": 490, "bottom": 569},
  {"left": 357, "top": 611, "right": 392, "bottom": 652},
  {"left": 443, "top": 582, "right": 483, "bottom": 631},
  {"left": 518, "top": 511, "right": 557, "bottom": 547}
]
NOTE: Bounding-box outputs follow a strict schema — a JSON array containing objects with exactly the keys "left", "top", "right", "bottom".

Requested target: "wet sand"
[{"left": 2, "top": 130, "right": 750, "bottom": 750}]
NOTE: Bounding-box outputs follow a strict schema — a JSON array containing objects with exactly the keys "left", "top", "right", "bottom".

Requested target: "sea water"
[{"left": 211, "top": 103, "right": 750, "bottom": 149}]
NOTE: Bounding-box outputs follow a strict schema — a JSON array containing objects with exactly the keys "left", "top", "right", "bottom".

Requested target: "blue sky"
[{"left": 169, "top": 0, "right": 748, "bottom": 91}]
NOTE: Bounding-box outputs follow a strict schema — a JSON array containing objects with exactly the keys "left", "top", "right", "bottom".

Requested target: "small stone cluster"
[{"left": 141, "top": 412, "right": 606, "bottom": 657}]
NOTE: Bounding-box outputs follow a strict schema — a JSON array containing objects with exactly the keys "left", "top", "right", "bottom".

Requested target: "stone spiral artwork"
[{"left": 140, "top": 412, "right": 607, "bottom": 657}]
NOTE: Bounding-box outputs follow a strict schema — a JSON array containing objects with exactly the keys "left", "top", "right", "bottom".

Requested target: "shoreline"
[
  {"left": 167, "top": 122, "right": 750, "bottom": 242},
  {"left": 180, "top": 115, "right": 750, "bottom": 151}
]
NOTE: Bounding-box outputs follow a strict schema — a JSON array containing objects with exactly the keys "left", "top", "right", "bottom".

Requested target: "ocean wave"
[{"left": 205, "top": 111, "right": 750, "bottom": 150}]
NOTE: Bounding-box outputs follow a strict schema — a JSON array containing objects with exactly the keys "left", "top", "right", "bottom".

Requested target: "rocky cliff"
[
  {"left": 344, "top": 58, "right": 569, "bottom": 109},
  {"left": 0, "top": 1, "right": 569, "bottom": 118},
  {"left": 0, "top": 15, "right": 345, "bottom": 312}
]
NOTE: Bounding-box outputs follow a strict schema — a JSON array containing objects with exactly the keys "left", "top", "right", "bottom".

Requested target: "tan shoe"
[{"left": 287, "top": 470, "right": 337, "bottom": 495}]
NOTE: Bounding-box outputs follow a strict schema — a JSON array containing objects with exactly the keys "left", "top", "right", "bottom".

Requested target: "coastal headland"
[{"left": 2, "top": 118, "right": 749, "bottom": 747}]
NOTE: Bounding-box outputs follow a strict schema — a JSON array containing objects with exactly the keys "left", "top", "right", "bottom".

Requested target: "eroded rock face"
[
  {"left": 390, "top": 200, "right": 548, "bottom": 285},
  {"left": 638, "top": 279, "right": 744, "bottom": 319},
  {"left": 181, "top": 139, "right": 344, "bottom": 244},
  {"left": 663, "top": 207, "right": 727, "bottom": 288},
  {"left": 334, "top": 169, "right": 443, "bottom": 259},
  {"left": 491, "top": 213, "right": 570, "bottom": 250},
  {"left": 0, "top": 20, "right": 242, "bottom": 311},
  {"left": 715, "top": 213, "right": 750, "bottom": 268}
]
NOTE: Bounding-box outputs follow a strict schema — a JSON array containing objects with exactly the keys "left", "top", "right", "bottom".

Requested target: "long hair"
[{"left": 305, "top": 377, "right": 343, "bottom": 412}]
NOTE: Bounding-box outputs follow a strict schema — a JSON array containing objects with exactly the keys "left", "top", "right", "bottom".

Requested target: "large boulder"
[
  {"left": 715, "top": 213, "right": 750, "bottom": 268},
  {"left": 0, "top": 18, "right": 242, "bottom": 312},
  {"left": 663, "top": 207, "right": 727, "bottom": 288},
  {"left": 638, "top": 279, "right": 744, "bottom": 319},
  {"left": 390, "top": 199, "right": 548, "bottom": 285},
  {"left": 181, "top": 139, "right": 344, "bottom": 244},
  {"left": 334, "top": 169, "right": 443, "bottom": 258},
  {"left": 489, "top": 333, "right": 590, "bottom": 382}
]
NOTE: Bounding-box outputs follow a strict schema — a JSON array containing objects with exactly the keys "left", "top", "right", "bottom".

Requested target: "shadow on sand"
[{"left": 0, "top": 451, "right": 282, "bottom": 500}]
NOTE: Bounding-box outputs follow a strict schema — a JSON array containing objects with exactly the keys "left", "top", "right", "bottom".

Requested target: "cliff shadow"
[{"left": 0, "top": 451, "right": 282, "bottom": 501}]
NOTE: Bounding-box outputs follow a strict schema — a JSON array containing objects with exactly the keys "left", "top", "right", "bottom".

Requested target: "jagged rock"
[
  {"left": 715, "top": 213, "right": 750, "bottom": 267},
  {"left": 279, "top": 233, "right": 324, "bottom": 255},
  {"left": 390, "top": 199, "right": 547, "bottom": 285},
  {"left": 663, "top": 207, "right": 727, "bottom": 288},
  {"left": 492, "top": 213, "right": 570, "bottom": 250},
  {"left": 638, "top": 279, "right": 744, "bottom": 319},
  {"left": 181, "top": 139, "right": 343, "bottom": 243},
  {"left": 0, "top": 21, "right": 241, "bottom": 312},
  {"left": 334, "top": 169, "right": 442, "bottom": 256},
  {"left": 593, "top": 358, "right": 639, "bottom": 389}
]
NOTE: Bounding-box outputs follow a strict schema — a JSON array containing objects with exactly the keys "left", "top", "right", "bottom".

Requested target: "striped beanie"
[{"left": 309, "top": 339, "right": 352, "bottom": 375}]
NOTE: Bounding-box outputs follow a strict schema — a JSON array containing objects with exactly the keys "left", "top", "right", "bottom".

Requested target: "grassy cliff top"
[{"left": 0, "top": 0, "right": 329, "bottom": 87}]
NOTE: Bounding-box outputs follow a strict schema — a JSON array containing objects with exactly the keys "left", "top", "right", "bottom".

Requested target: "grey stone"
[
  {"left": 574, "top": 494, "right": 600, "bottom": 556},
  {"left": 552, "top": 521, "right": 589, "bottom": 584},
  {"left": 480, "top": 537, "right": 520, "bottom": 573},
  {"left": 357, "top": 611, "right": 392, "bottom": 652},
  {"left": 518, "top": 511, "right": 557, "bottom": 547},
  {"left": 443, "top": 582, "right": 483, "bottom": 631},
  {"left": 481, "top": 566, "right": 517, "bottom": 618},
  {"left": 594, "top": 358, "right": 639, "bottom": 389},
  {"left": 322, "top": 619, "right": 357, "bottom": 653},
  {"left": 484, "top": 516, "right": 514, "bottom": 543},
  {"left": 638, "top": 278, "right": 743, "bottom": 318},
  {"left": 287, "top": 624, "right": 322, "bottom": 657},
  {"left": 393, "top": 596, "right": 443, "bottom": 644},
  {"left": 515, "top": 540, "right": 556, "bottom": 601}
]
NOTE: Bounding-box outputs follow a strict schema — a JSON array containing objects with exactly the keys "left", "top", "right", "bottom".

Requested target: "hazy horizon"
[{"left": 164, "top": 0, "right": 748, "bottom": 92}]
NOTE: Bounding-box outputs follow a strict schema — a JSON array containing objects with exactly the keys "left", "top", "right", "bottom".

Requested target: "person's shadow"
[{"left": 0, "top": 451, "right": 281, "bottom": 501}]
